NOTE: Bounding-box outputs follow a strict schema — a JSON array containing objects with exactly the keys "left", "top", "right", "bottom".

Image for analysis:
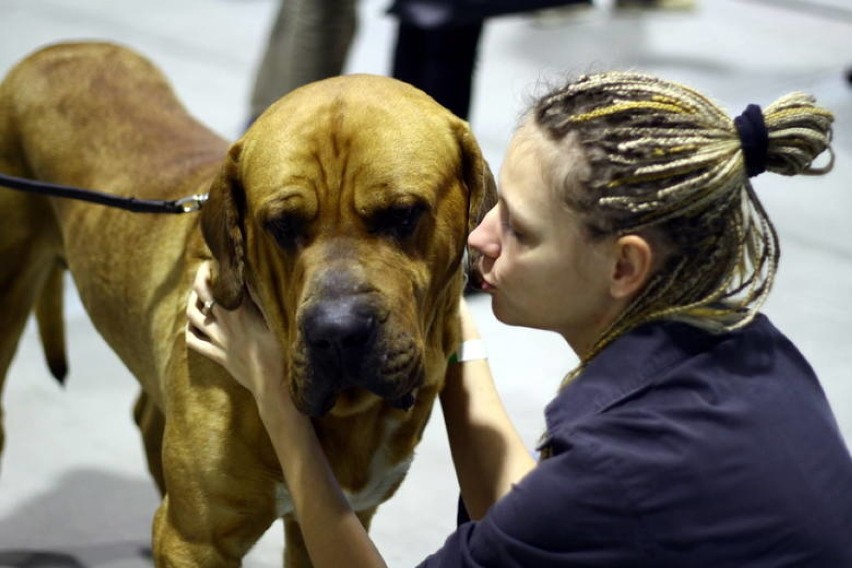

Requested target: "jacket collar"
[{"left": 542, "top": 316, "right": 758, "bottom": 441}]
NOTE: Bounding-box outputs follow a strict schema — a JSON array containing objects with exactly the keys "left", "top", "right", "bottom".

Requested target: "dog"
[{"left": 0, "top": 41, "right": 496, "bottom": 566}]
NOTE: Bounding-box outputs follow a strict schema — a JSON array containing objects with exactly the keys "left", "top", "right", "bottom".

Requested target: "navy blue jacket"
[{"left": 419, "top": 315, "right": 852, "bottom": 567}]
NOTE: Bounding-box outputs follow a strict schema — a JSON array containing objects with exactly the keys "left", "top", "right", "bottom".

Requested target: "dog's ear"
[
  {"left": 456, "top": 122, "right": 497, "bottom": 235},
  {"left": 201, "top": 142, "right": 246, "bottom": 309},
  {"left": 456, "top": 122, "right": 498, "bottom": 289}
]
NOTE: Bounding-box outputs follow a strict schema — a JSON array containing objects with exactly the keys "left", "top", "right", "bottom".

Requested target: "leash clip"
[{"left": 175, "top": 193, "right": 209, "bottom": 213}]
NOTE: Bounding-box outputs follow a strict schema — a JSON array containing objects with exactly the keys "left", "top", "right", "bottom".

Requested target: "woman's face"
[{"left": 468, "top": 122, "right": 620, "bottom": 355}]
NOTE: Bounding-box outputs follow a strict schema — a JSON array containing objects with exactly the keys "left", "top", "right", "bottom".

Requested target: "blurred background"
[{"left": 1, "top": 0, "right": 849, "bottom": 566}]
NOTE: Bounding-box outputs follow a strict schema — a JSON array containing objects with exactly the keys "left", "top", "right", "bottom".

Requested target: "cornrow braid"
[{"left": 530, "top": 72, "right": 834, "bottom": 380}]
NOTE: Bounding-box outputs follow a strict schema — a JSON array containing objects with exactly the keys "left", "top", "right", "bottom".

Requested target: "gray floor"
[{"left": 1, "top": 0, "right": 850, "bottom": 566}]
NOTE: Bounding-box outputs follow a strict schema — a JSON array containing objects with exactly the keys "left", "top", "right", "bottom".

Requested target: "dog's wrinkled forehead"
[
  {"left": 239, "top": 75, "right": 464, "bottom": 222},
  {"left": 200, "top": 73, "right": 491, "bottom": 311},
  {"left": 254, "top": 73, "right": 453, "bottom": 137}
]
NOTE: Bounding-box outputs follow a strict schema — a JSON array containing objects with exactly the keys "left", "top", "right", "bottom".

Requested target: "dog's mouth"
[
  {"left": 292, "top": 372, "right": 421, "bottom": 418},
  {"left": 290, "top": 299, "right": 424, "bottom": 417},
  {"left": 390, "top": 390, "right": 417, "bottom": 411}
]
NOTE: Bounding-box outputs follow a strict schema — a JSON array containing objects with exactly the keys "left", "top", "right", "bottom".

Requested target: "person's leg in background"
[
  {"left": 391, "top": 20, "right": 485, "bottom": 121},
  {"left": 615, "top": 0, "right": 695, "bottom": 9},
  {"left": 249, "top": 0, "right": 358, "bottom": 123}
]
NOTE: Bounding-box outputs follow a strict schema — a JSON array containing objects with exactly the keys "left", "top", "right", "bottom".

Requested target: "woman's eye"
[
  {"left": 501, "top": 215, "right": 524, "bottom": 242},
  {"left": 509, "top": 227, "right": 525, "bottom": 242}
]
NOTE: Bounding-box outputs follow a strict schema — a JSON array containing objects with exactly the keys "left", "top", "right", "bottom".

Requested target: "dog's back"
[
  {"left": 0, "top": 42, "right": 227, "bottom": 192},
  {"left": 0, "top": 42, "right": 227, "bottom": 406}
]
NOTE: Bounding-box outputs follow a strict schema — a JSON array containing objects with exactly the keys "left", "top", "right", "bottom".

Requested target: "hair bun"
[{"left": 762, "top": 92, "right": 834, "bottom": 177}]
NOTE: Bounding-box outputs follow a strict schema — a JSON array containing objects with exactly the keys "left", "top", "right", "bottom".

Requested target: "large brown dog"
[{"left": 0, "top": 42, "right": 495, "bottom": 566}]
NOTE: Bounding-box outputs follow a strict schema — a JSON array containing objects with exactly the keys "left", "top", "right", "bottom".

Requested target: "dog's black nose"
[{"left": 304, "top": 298, "right": 377, "bottom": 365}]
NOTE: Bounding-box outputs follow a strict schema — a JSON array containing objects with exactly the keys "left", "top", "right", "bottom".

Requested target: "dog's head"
[{"left": 201, "top": 75, "right": 496, "bottom": 417}]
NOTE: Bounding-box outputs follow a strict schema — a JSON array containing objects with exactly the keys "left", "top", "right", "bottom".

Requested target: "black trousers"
[{"left": 391, "top": 20, "right": 485, "bottom": 120}]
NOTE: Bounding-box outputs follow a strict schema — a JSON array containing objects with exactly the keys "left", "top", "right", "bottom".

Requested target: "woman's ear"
[{"left": 610, "top": 235, "right": 655, "bottom": 300}]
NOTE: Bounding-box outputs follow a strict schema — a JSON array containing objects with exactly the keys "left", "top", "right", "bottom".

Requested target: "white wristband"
[{"left": 450, "top": 339, "right": 487, "bottom": 363}]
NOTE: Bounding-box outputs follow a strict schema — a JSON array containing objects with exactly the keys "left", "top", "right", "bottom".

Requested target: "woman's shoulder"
[
  {"left": 557, "top": 313, "right": 835, "bottom": 430},
  {"left": 531, "top": 315, "right": 852, "bottom": 565},
  {"left": 549, "top": 314, "right": 814, "bottom": 421},
  {"left": 542, "top": 312, "right": 848, "bottom": 497}
]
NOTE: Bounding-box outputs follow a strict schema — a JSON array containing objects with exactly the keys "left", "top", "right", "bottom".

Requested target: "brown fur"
[{"left": 0, "top": 42, "right": 496, "bottom": 566}]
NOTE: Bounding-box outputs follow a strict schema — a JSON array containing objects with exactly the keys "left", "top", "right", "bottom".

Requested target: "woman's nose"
[{"left": 468, "top": 205, "right": 500, "bottom": 259}]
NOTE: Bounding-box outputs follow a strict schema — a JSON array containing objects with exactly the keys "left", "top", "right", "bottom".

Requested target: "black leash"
[{"left": 0, "top": 171, "right": 207, "bottom": 213}]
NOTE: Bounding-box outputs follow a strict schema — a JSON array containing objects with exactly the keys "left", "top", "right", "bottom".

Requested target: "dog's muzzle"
[
  {"left": 304, "top": 295, "right": 378, "bottom": 373},
  {"left": 297, "top": 294, "right": 421, "bottom": 416}
]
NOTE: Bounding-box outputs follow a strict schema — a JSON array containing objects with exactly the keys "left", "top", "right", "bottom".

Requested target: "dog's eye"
[
  {"left": 265, "top": 215, "right": 306, "bottom": 249},
  {"left": 372, "top": 204, "right": 426, "bottom": 240}
]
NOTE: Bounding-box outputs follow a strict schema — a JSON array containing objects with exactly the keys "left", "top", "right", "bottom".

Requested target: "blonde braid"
[
  {"left": 532, "top": 72, "right": 834, "bottom": 382},
  {"left": 763, "top": 93, "right": 835, "bottom": 175}
]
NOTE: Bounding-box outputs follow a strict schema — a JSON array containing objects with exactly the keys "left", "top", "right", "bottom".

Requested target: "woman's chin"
[{"left": 491, "top": 300, "right": 518, "bottom": 327}]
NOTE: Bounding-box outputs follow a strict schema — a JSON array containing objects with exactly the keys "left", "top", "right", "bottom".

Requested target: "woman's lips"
[{"left": 479, "top": 278, "right": 496, "bottom": 293}]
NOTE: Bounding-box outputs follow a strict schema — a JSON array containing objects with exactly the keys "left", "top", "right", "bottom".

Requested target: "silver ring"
[{"left": 201, "top": 299, "right": 216, "bottom": 317}]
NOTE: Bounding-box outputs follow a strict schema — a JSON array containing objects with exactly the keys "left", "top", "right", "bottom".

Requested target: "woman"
[{"left": 186, "top": 72, "right": 852, "bottom": 566}]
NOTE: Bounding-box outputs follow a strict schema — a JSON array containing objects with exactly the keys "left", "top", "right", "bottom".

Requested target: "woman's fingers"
[
  {"left": 184, "top": 260, "right": 287, "bottom": 397},
  {"left": 185, "top": 323, "right": 227, "bottom": 367},
  {"left": 185, "top": 288, "right": 229, "bottom": 368},
  {"left": 193, "top": 259, "right": 214, "bottom": 293},
  {"left": 185, "top": 271, "right": 227, "bottom": 349}
]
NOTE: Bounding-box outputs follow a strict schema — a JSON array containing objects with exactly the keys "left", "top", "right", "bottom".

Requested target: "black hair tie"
[{"left": 734, "top": 104, "right": 768, "bottom": 178}]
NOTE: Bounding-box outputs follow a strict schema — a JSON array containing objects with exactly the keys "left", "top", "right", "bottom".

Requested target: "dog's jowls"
[{"left": 0, "top": 41, "right": 496, "bottom": 566}]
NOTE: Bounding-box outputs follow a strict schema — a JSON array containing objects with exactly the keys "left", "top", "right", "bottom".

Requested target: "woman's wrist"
[
  {"left": 449, "top": 338, "right": 488, "bottom": 364},
  {"left": 254, "top": 379, "right": 299, "bottom": 425}
]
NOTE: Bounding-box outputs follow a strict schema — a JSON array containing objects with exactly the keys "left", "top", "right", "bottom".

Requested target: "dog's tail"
[{"left": 34, "top": 263, "right": 68, "bottom": 384}]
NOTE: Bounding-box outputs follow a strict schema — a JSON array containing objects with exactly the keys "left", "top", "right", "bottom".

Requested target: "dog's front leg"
[
  {"left": 151, "top": 358, "right": 282, "bottom": 566},
  {"left": 153, "top": 493, "right": 244, "bottom": 567},
  {"left": 152, "top": 421, "right": 279, "bottom": 566}
]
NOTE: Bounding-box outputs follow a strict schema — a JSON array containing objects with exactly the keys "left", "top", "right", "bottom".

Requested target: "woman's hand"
[
  {"left": 186, "top": 266, "right": 386, "bottom": 568},
  {"left": 185, "top": 261, "right": 285, "bottom": 402}
]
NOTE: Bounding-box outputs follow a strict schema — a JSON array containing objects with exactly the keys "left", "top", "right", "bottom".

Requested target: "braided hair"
[{"left": 530, "top": 72, "right": 834, "bottom": 370}]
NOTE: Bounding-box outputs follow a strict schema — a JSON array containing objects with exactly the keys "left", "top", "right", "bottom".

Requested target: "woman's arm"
[
  {"left": 440, "top": 299, "right": 536, "bottom": 520},
  {"left": 253, "top": 382, "right": 387, "bottom": 568},
  {"left": 185, "top": 261, "right": 387, "bottom": 568}
]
